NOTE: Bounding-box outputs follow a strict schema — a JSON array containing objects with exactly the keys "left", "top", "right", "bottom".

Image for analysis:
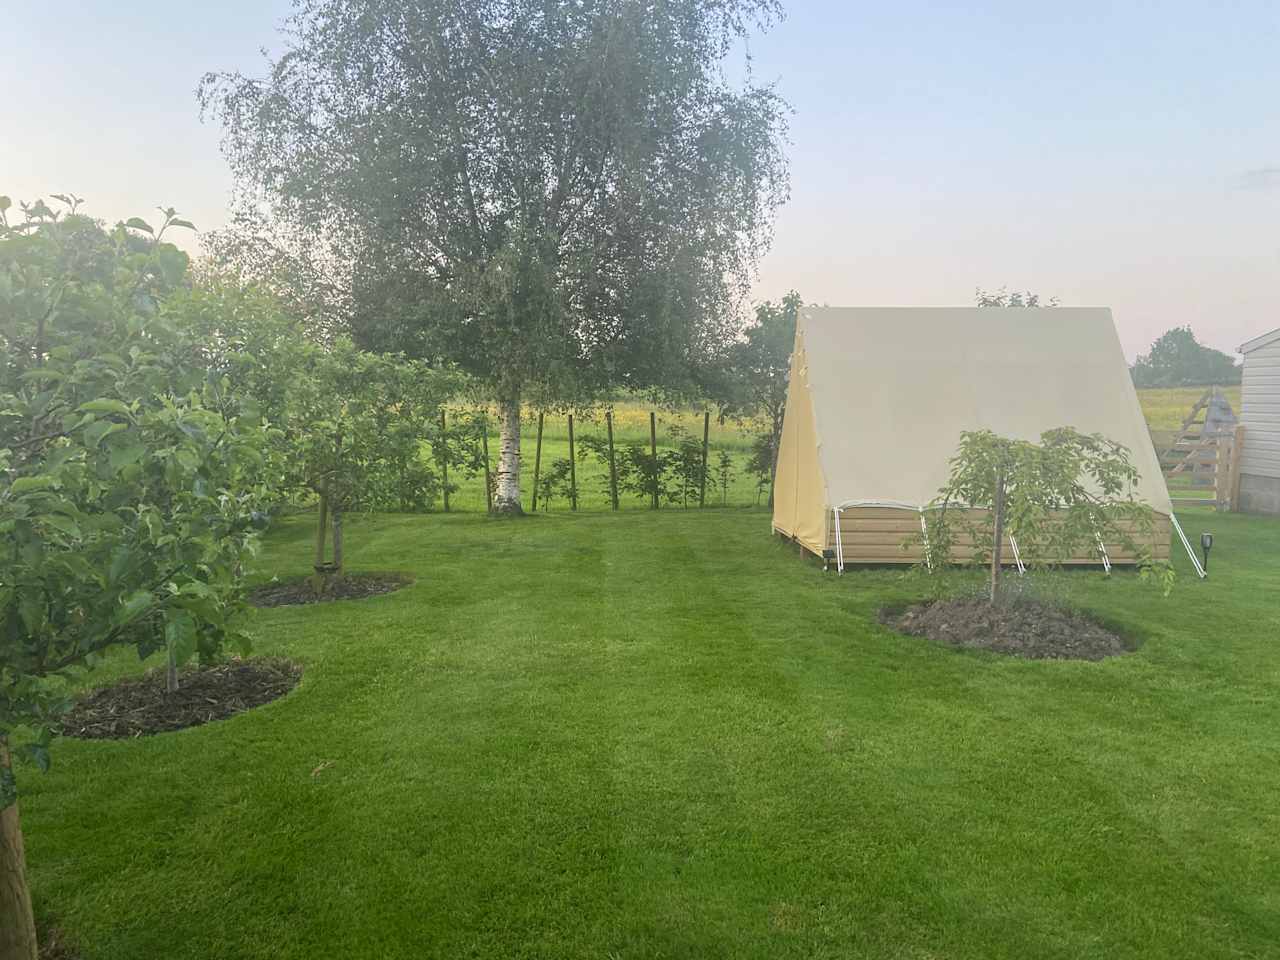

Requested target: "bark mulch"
[
  {"left": 59, "top": 658, "right": 302, "bottom": 740},
  {"left": 881, "top": 597, "right": 1131, "bottom": 661},
  {"left": 248, "top": 572, "right": 411, "bottom": 608}
]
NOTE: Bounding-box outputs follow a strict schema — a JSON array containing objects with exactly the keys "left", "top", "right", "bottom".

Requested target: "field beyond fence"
[{"left": 438, "top": 404, "right": 770, "bottom": 513}]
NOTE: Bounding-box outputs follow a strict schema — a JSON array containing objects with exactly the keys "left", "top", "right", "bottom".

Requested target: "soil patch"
[
  {"left": 249, "top": 572, "right": 410, "bottom": 608},
  {"left": 881, "top": 598, "right": 1131, "bottom": 661},
  {"left": 59, "top": 658, "right": 302, "bottom": 740},
  {"left": 39, "top": 926, "right": 79, "bottom": 960}
]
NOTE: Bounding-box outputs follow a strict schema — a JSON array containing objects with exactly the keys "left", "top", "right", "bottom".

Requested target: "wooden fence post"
[
  {"left": 649, "top": 411, "right": 659, "bottom": 510},
  {"left": 606, "top": 410, "right": 619, "bottom": 510},
  {"left": 699, "top": 410, "right": 710, "bottom": 508},
  {"left": 531, "top": 411, "right": 544, "bottom": 512},
  {"left": 481, "top": 416, "right": 493, "bottom": 514},
  {"left": 568, "top": 413, "right": 578, "bottom": 511},
  {"left": 439, "top": 410, "right": 450, "bottom": 513},
  {"left": 1227, "top": 424, "right": 1246, "bottom": 512}
]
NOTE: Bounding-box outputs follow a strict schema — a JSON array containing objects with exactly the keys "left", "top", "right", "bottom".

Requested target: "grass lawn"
[{"left": 21, "top": 505, "right": 1280, "bottom": 959}]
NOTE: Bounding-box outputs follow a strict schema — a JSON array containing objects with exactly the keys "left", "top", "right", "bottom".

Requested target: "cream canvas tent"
[{"left": 772, "top": 307, "right": 1190, "bottom": 571}]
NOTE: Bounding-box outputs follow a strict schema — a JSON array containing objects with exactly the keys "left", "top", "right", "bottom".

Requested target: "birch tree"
[{"left": 201, "top": 0, "right": 789, "bottom": 512}]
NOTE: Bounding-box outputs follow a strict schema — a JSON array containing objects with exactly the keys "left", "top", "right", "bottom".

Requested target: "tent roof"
[{"left": 800, "top": 307, "right": 1172, "bottom": 515}]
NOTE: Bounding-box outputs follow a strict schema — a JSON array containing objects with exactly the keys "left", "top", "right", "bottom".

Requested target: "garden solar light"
[{"left": 1200, "top": 532, "right": 1213, "bottom": 572}]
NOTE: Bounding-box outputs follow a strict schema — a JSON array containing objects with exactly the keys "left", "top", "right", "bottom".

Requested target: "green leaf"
[
  {"left": 9, "top": 475, "right": 55, "bottom": 495},
  {"left": 108, "top": 442, "right": 146, "bottom": 473},
  {"left": 40, "top": 514, "right": 81, "bottom": 539},
  {"left": 84, "top": 420, "right": 126, "bottom": 448},
  {"left": 124, "top": 217, "right": 154, "bottom": 235},
  {"left": 0, "top": 195, "right": 11, "bottom": 213},
  {"left": 18, "top": 368, "right": 64, "bottom": 385},
  {"left": 114, "top": 589, "right": 153, "bottom": 627},
  {"left": 108, "top": 546, "right": 133, "bottom": 585},
  {"left": 78, "top": 398, "right": 133, "bottom": 417},
  {"left": 19, "top": 594, "right": 46, "bottom": 635},
  {"left": 165, "top": 611, "right": 197, "bottom": 667},
  {"left": 168, "top": 218, "right": 196, "bottom": 231},
  {"left": 43, "top": 446, "right": 77, "bottom": 473}
]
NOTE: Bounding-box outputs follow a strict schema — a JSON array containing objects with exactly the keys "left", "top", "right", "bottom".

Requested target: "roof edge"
[{"left": 1239, "top": 327, "right": 1280, "bottom": 354}]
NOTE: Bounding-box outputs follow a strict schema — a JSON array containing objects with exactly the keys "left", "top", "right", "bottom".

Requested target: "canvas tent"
[{"left": 772, "top": 307, "right": 1183, "bottom": 570}]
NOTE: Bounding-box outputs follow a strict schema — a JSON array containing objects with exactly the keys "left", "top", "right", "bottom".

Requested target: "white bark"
[{"left": 494, "top": 396, "right": 523, "bottom": 514}]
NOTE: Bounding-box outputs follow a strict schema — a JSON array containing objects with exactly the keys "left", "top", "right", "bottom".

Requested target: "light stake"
[{"left": 1200, "top": 531, "right": 1214, "bottom": 573}]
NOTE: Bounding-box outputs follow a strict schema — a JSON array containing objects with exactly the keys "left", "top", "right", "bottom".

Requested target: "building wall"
[
  {"left": 1240, "top": 340, "right": 1280, "bottom": 509},
  {"left": 1238, "top": 473, "right": 1280, "bottom": 516}
]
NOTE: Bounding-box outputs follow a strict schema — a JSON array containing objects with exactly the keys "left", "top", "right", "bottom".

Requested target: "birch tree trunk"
[
  {"left": 494, "top": 395, "right": 523, "bottom": 514},
  {"left": 0, "top": 739, "right": 38, "bottom": 960}
]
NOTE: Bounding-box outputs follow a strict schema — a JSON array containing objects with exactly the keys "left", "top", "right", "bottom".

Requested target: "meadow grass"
[
  {"left": 20, "top": 505, "right": 1280, "bottom": 959},
  {"left": 1137, "top": 386, "right": 1241, "bottom": 432},
  {"left": 441, "top": 405, "right": 768, "bottom": 512}
]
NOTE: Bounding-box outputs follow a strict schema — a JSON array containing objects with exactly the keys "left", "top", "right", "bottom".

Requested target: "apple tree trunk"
[
  {"left": 990, "top": 469, "right": 1006, "bottom": 603},
  {"left": 0, "top": 740, "right": 38, "bottom": 960}
]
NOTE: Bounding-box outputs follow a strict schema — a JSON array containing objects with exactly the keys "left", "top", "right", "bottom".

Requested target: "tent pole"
[
  {"left": 1008, "top": 533, "right": 1025, "bottom": 575},
  {"left": 1170, "top": 512, "right": 1206, "bottom": 579},
  {"left": 919, "top": 510, "right": 932, "bottom": 572},
  {"left": 1093, "top": 529, "right": 1112, "bottom": 574},
  {"left": 833, "top": 507, "right": 845, "bottom": 574}
]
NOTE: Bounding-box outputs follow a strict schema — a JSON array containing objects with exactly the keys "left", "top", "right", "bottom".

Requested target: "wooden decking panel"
[{"left": 822, "top": 508, "right": 1170, "bottom": 565}]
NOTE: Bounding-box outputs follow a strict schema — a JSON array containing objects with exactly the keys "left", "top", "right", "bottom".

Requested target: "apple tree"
[{"left": 0, "top": 197, "right": 271, "bottom": 960}]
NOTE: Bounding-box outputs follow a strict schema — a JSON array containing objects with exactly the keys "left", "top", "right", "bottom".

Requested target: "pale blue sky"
[{"left": 5, "top": 1, "right": 1279, "bottom": 358}]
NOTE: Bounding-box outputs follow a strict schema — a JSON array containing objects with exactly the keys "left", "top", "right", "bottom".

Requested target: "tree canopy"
[
  {"left": 975, "top": 287, "right": 1058, "bottom": 307},
  {"left": 712, "top": 291, "right": 799, "bottom": 502},
  {"left": 919, "top": 427, "right": 1166, "bottom": 601},
  {"left": 174, "top": 272, "right": 465, "bottom": 588},
  {"left": 1130, "top": 326, "right": 1241, "bottom": 387},
  {"left": 201, "top": 0, "right": 790, "bottom": 511}
]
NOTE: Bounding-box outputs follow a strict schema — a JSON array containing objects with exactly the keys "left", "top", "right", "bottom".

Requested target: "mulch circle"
[
  {"left": 880, "top": 598, "right": 1132, "bottom": 661},
  {"left": 59, "top": 658, "right": 302, "bottom": 740},
  {"left": 248, "top": 572, "right": 411, "bottom": 608}
]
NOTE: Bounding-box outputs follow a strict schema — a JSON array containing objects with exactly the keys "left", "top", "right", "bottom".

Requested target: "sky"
[{"left": 4, "top": 0, "right": 1279, "bottom": 359}]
